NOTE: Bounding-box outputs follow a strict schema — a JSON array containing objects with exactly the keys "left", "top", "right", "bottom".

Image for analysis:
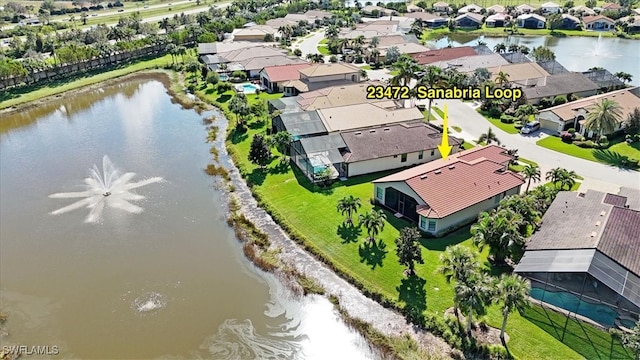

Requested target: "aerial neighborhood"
[{"left": 1, "top": 0, "right": 639, "bottom": 358}]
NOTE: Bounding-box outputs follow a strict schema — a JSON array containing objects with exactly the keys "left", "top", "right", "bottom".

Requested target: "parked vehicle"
[{"left": 521, "top": 121, "right": 540, "bottom": 134}]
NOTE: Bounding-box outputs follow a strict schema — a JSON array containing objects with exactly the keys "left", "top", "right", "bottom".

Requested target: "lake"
[
  {"left": 0, "top": 76, "right": 380, "bottom": 359},
  {"left": 430, "top": 34, "right": 640, "bottom": 86}
]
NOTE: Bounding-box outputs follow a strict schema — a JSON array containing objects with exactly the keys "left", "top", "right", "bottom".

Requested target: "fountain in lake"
[
  {"left": 587, "top": 34, "right": 621, "bottom": 58},
  {"left": 49, "top": 155, "right": 163, "bottom": 223}
]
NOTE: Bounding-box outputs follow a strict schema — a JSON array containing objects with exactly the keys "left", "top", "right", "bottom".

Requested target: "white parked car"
[{"left": 520, "top": 121, "right": 541, "bottom": 134}]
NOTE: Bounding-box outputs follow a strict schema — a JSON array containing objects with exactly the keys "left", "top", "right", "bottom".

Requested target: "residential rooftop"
[
  {"left": 541, "top": 87, "right": 640, "bottom": 121},
  {"left": 519, "top": 72, "right": 599, "bottom": 100},
  {"left": 299, "top": 63, "right": 361, "bottom": 78},
  {"left": 317, "top": 103, "right": 424, "bottom": 132},
  {"left": 261, "top": 63, "right": 313, "bottom": 83},
  {"left": 410, "top": 46, "right": 478, "bottom": 65},
  {"left": 486, "top": 62, "right": 550, "bottom": 82}
]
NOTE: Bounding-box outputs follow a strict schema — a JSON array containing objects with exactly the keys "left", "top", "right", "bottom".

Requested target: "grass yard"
[
  {"left": 537, "top": 136, "right": 640, "bottom": 168},
  {"left": 359, "top": 65, "right": 372, "bottom": 70},
  {"left": 317, "top": 45, "right": 331, "bottom": 55},
  {"left": 452, "top": 126, "right": 462, "bottom": 133},
  {"left": 477, "top": 109, "right": 520, "bottom": 134},
  {"left": 0, "top": 54, "right": 172, "bottom": 110},
  {"left": 201, "top": 85, "right": 632, "bottom": 360}
]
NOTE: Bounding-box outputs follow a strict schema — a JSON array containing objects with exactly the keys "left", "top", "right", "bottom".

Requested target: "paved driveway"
[{"left": 426, "top": 99, "right": 640, "bottom": 191}]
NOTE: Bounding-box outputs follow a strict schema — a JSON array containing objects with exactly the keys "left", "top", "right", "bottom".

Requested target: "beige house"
[
  {"left": 583, "top": 15, "right": 616, "bottom": 31},
  {"left": 362, "top": 5, "right": 397, "bottom": 17},
  {"left": 536, "top": 87, "right": 640, "bottom": 135},
  {"left": 458, "top": 3, "right": 483, "bottom": 13},
  {"left": 486, "top": 4, "right": 505, "bottom": 14},
  {"left": 232, "top": 25, "right": 277, "bottom": 41},
  {"left": 486, "top": 63, "right": 550, "bottom": 82},
  {"left": 540, "top": 1, "right": 561, "bottom": 14},
  {"left": 518, "top": 73, "right": 599, "bottom": 105},
  {"left": 570, "top": 5, "right": 596, "bottom": 15},
  {"left": 433, "top": 1, "right": 451, "bottom": 12},
  {"left": 373, "top": 145, "right": 524, "bottom": 236},
  {"left": 259, "top": 63, "right": 312, "bottom": 92},
  {"left": 282, "top": 63, "right": 362, "bottom": 96},
  {"left": 516, "top": 4, "right": 537, "bottom": 14}
]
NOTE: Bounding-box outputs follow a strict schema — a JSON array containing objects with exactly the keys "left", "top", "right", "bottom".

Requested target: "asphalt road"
[{"left": 421, "top": 99, "right": 640, "bottom": 191}]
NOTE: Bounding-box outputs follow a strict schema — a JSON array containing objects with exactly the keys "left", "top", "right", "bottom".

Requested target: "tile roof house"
[
  {"left": 410, "top": 46, "right": 479, "bottom": 65},
  {"left": 515, "top": 189, "right": 640, "bottom": 328},
  {"left": 362, "top": 5, "right": 397, "bottom": 17},
  {"left": 433, "top": 1, "right": 451, "bottom": 12},
  {"left": 487, "top": 62, "right": 550, "bottom": 82},
  {"left": 515, "top": 4, "right": 537, "bottom": 14},
  {"left": 260, "top": 63, "right": 313, "bottom": 93},
  {"left": 197, "top": 41, "right": 270, "bottom": 56},
  {"left": 570, "top": 5, "right": 596, "bottom": 16},
  {"left": 407, "top": 4, "right": 424, "bottom": 12},
  {"left": 373, "top": 144, "right": 524, "bottom": 235},
  {"left": 540, "top": 1, "right": 561, "bottom": 14},
  {"left": 536, "top": 87, "right": 640, "bottom": 134},
  {"left": 486, "top": 4, "right": 506, "bottom": 13},
  {"left": 601, "top": 2, "right": 624, "bottom": 11},
  {"left": 282, "top": 63, "right": 362, "bottom": 96},
  {"left": 458, "top": 3, "right": 483, "bottom": 13},
  {"left": 486, "top": 13, "right": 510, "bottom": 27},
  {"left": 405, "top": 12, "right": 449, "bottom": 27},
  {"left": 560, "top": 14, "right": 582, "bottom": 30},
  {"left": 518, "top": 72, "right": 599, "bottom": 105},
  {"left": 433, "top": 54, "right": 510, "bottom": 72},
  {"left": 379, "top": 43, "right": 431, "bottom": 61},
  {"left": 455, "top": 12, "right": 485, "bottom": 28},
  {"left": 232, "top": 25, "right": 277, "bottom": 42},
  {"left": 583, "top": 15, "right": 616, "bottom": 31},
  {"left": 203, "top": 46, "right": 303, "bottom": 77},
  {"left": 517, "top": 13, "right": 546, "bottom": 28}
]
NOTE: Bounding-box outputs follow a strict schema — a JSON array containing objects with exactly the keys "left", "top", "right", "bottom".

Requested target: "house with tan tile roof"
[
  {"left": 458, "top": 3, "right": 483, "bottom": 14},
  {"left": 410, "top": 46, "right": 479, "bottom": 65},
  {"left": 260, "top": 63, "right": 312, "bottom": 93},
  {"left": 486, "top": 4, "right": 505, "bottom": 14},
  {"left": 282, "top": 63, "right": 362, "bottom": 96},
  {"left": 583, "top": 15, "right": 616, "bottom": 31},
  {"left": 515, "top": 3, "right": 537, "bottom": 14},
  {"left": 518, "top": 72, "right": 599, "bottom": 105},
  {"left": 433, "top": 1, "right": 451, "bottom": 12},
  {"left": 362, "top": 5, "right": 397, "bottom": 17},
  {"left": 486, "top": 63, "right": 550, "bottom": 82},
  {"left": 485, "top": 12, "right": 510, "bottom": 27},
  {"left": 373, "top": 144, "right": 524, "bottom": 235},
  {"left": 515, "top": 189, "right": 640, "bottom": 328},
  {"left": 232, "top": 25, "right": 277, "bottom": 42},
  {"left": 536, "top": 87, "right": 640, "bottom": 135},
  {"left": 570, "top": 5, "right": 596, "bottom": 15}
]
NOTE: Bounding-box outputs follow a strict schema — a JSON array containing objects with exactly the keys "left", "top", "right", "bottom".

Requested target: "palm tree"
[
  {"left": 497, "top": 195, "right": 541, "bottom": 237},
  {"left": 584, "top": 98, "right": 623, "bottom": 139},
  {"left": 472, "top": 210, "right": 525, "bottom": 264},
  {"left": 545, "top": 167, "right": 578, "bottom": 190},
  {"left": 495, "top": 71, "right": 510, "bottom": 87},
  {"left": 336, "top": 195, "right": 361, "bottom": 226},
  {"left": 508, "top": 44, "right": 520, "bottom": 53},
  {"left": 529, "top": 184, "right": 559, "bottom": 213},
  {"left": 390, "top": 55, "right": 421, "bottom": 87},
  {"left": 495, "top": 274, "right": 531, "bottom": 344},
  {"left": 369, "top": 36, "right": 379, "bottom": 48},
  {"left": 493, "top": 42, "right": 506, "bottom": 53},
  {"left": 477, "top": 127, "right": 501, "bottom": 145},
  {"left": 438, "top": 245, "right": 479, "bottom": 319},
  {"left": 522, "top": 164, "right": 541, "bottom": 193},
  {"left": 614, "top": 71, "right": 633, "bottom": 84},
  {"left": 455, "top": 271, "right": 493, "bottom": 335},
  {"left": 325, "top": 24, "right": 339, "bottom": 39},
  {"left": 358, "top": 210, "right": 386, "bottom": 245},
  {"left": 417, "top": 65, "right": 446, "bottom": 118}
]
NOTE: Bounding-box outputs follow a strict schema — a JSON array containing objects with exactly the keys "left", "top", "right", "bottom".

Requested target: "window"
[
  {"left": 420, "top": 216, "right": 427, "bottom": 229},
  {"left": 376, "top": 187, "right": 383, "bottom": 200},
  {"left": 430, "top": 149, "right": 435, "bottom": 156},
  {"left": 428, "top": 219, "right": 436, "bottom": 232},
  {"left": 418, "top": 150, "right": 424, "bottom": 160},
  {"left": 401, "top": 153, "right": 407, "bottom": 162},
  {"left": 494, "top": 194, "right": 501, "bottom": 204}
]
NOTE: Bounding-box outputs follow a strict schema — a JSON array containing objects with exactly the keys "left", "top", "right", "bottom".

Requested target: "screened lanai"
[
  {"left": 272, "top": 111, "right": 327, "bottom": 139},
  {"left": 291, "top": 134, "right": 346, "bottom": 182}
]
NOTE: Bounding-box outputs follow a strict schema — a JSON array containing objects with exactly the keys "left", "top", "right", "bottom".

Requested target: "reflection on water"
[
  {"left": 430, "top": 35, "right": 640, "bottom": 86},
  {"left": 0, "top": 77, "right": 380, "bottom": 359}
]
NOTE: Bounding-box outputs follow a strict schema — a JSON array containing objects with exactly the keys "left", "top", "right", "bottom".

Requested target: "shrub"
[
  {"left": 216, "top": 81, "right": 233, "bottom": 92},
  {"left": 573, "top": 140, "right": 599, "bottom": 148},
  {"left": 329, "top": 55, "right": 338, "bottom": 63},
  {"left": 635, "top": 134, "right": 640, "bottom": 142},
  {"left": 206, "top": 71, "right": 219, "bottom": 85},
  {"left": 568, "top": 128, "right": 576, "bottom": 134},
  {"left": 231, "top": 70, "right": 247, "bottom": 81},
  {"left": 560, "top": 131, "right": 573, "bottom": 142},
  {"left": 514, "top": 123, "right": 524, "bottom": 130},
  {"left": 293, "top": 48, "right": 302, "bottom": 57},
  {"left": 500, "top": 114, "right": 515, "bottom": 123},
  {"left": 598, "top": 135, "right": 608, "bottom": 143},
  {"left": 553, "top": 95, "right": 567, "bottom": 105},
  {"left": 488, "top": 107, "right": 501, "bottom": 118}
]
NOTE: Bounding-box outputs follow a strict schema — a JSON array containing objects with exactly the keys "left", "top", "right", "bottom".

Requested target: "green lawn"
[
  {"left": 203, "top": 85, "right": 632, "bottom": 360},
  {"left": 318, "top": 38, "right": 328, "bottom": 45},
  {"left": 518, "top": 157, "right": 538, "bottom": 167},
  {"left": 432, "top": 106, "right": 445, "bottom": 119},
  {"left": 360, "top": 65, "right": 372, "bottom": 70},
  {"left": 317, "top": 45, "right": 331, "bottom": 55},
  {"left": 0, "top": 54, "right": 172, "bottom": 110},
  {"left": 452, "top": 126, "right": 462, "bottom": 133},
  {"left": 537, "top": 136, "right": 640, "bottom": 168},
  {"left": 477, "top": 110, "right": 520, "bottom": 134}
]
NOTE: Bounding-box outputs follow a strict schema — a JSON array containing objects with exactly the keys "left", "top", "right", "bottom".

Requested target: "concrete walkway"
[{"left": 419, "top": 99, "right": 640, "bottom": 191}]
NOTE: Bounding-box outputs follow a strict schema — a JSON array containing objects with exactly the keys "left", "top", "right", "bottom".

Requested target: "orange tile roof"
[
  {"left": 410, "top": 46, "right": 478, "bottom": 65},
  {"left": 262, "top": 63, "right": 312, "bottom": 82},
  {"left": 374, "top": 144, "right": 524, "bottom": 218}
]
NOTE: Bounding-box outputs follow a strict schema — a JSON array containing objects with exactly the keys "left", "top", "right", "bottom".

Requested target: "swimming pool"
[
  {"left": 218, "top": 73, "right": 229, "bottom": 81},
  {"left": 241, "top": 84, "right": 259, "bottom": 94},
  {"left": 530, "top": 288, "right": 619, "bottom": 327}
]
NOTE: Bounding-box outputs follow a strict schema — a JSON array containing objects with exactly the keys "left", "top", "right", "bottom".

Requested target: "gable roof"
[
  {"left": 486, "top": 13, "right": 510, "bottom": 21},
  {"left": 317, "top": 104, "right": 424, "bottom": 132},
  {"left": 198, "top": 41, "right": 268, "bottom": 55},
  {"left": 410, "top": 46, "right": 478, "bottom": 65},
  {"left": 541, "top": 1, "right": 560, "bottom": 7},
  {"left": 455, "top": 12, "right": 485, "bottom": 23},
  {"left": 406, "top": 12, "right": 446, "bottom": 21},
  {"left": 517, "top": 13, "right": 546, "bottom": 21},
  {"left": 433, "top": 1, "right": 450, "bottom": 7},
  {"left": 486, "top": 4, "right": 505, "bottom": 13},
  {"left": 519, "top": 72, "right": 598, "bottom": 100},
  {"left": 458, "top": 3, "right": 483, "bottom": 12},
  {"left": 261, "top": 63, "right": 312, "bottom": 82},
  {"left": 516, "top": 4, "right": 537, "bottom": 11},
  {"left": 602, "top": 2, "right": 624, "bottom": 9},
  {"left": 341, "top": 123, "right": 461, "bottom": 163},
  {"left": 217, "top": 46, "right": 287, "bottom": 62},
  {"left": 570, "top": 5, "right": 596, "bottom": 15},
  {"left": 298, "top": 82, "right": 388, "bottom": 110},
  {"left": 541, "top": 87, "right": 640, "bottom": 121},
  {"left": 583, "top": 15, "right": 615, "bottom": 24},
  {"left": 233, "top": 25, "right": 277, "bottom": 37},
  {"left": 374, "top": 144, "right": 523, "bottom": 219},
  {"left": 562, "top": 13, "right": 581, "bottom": 23},
  {"left": 299, "top": 63, "right": 361, "bottom": 77},
  {"left": 240, "top": 56, "right": 305, "bottom": 72},
  {"left": 432, "top": 54, "right": 510, "bottom": 72}
]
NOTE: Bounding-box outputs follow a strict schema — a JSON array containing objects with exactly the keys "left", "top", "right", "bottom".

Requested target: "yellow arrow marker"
[{"left": 437, "top": 103, "right": 453, "bottom": 160}]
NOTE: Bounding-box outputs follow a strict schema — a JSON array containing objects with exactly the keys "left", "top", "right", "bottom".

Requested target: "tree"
[
  {"left": 522, "top": 164, "right": 541, "bottom": 193},
  {"left": 438, "top": 245, "right": 480, "bottom": 319},
  {"left": 417, "top": 65, "right": 446, "bottom": 117},
  {"left": 477, "top": 127, "right": 501, "bottom": 145},
  {"left": 493, "top": 42, "right": 506, "bottom": 53},
  {"left": 385, "top": 46, "right": 400, "bottom": 64},
  {"left": 531, "top": 46, "right": 556, "bottom": 62},
  {"left": 306, "top": 53, "right": 324, "bottom": 63},
  {"left": 495, "top": 71, "right": 510, "bottom": 87},
  {"left": 229, "top": 93, "right": 250, "bottom": 127},
  {"left": 390, "top": 54, "right": 421, "bottom": 87},
  {"left": 547, "top": 13, "right": 563, "bottom": 29},
  {"left": 623, "top": 107, "right": 640, "bottom": 135},
  {"left": 620, "top": 320, "right": 640, "bottom": 360},
  {"left": 337, "top": 195, "right": 362, "bottom": 226},
  {"left": 358, "top": 210, "right": 386, "bottom": 245},
  {"left": 614, "top": 71, "right": 633, "bottom": 84},
  {"left": 248, "top": 134, "right": 271, "bottom": 169},
  {"left": 472, "top": 210, "right": 525, "bottom": 264},
  {"left": 584, "top": 98, "right": 623, "bottom": 138},
  {"left": 455, "top": 271, "right": 493, "bottom": 335},
  {"left": 395, "top": 227, "right": 423, "bottom": 276},
  {"left": 545, "top": 167, "right": 578, "bottom": 190},
  {"left": 494, "top": 274, "right": 530, "bottom": 344},
  {"left": 497, "top": 194, "right": 541, "bottom": 238}
]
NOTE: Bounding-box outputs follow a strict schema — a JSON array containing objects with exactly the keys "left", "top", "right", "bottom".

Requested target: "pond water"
[
  {"left": 429, "top": 34, "right": 640, "bottom": 86},
  {"left": 0, "top": 77, "right": 380, "bottom": 359}
]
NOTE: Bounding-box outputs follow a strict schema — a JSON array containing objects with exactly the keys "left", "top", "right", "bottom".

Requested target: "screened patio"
[{"left": 291, "top": 134, "right": 347, "bottom": 182}]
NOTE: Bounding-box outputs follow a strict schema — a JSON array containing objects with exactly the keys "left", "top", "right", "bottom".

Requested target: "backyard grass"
[
  {"left": 359, "top": 65, "right": 372, "bottom": 70},
  {"left": 537, "top": 136, "right": 640, "bottom": 168},
  {"left": 452, "top": 126, "right": 462, "bottom": 133},
  {"left": 202, "top": 85, "right": 632, "bottom": 360},
  {"left": 0, "top": 54, "right": 172, "bottom": 110},
  {"left": 318, "top": 38, "right": 328, "bottom": 45}
]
